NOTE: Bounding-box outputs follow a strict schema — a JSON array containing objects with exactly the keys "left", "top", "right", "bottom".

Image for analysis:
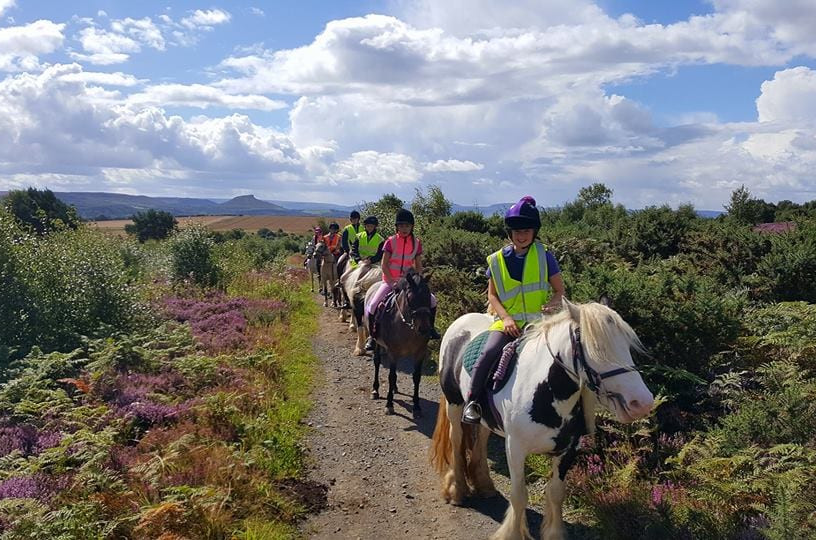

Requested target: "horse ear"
[
  {"left": 562, "top": 297, "right": 581, "bottom": 322},
  {"left": 599, "top": 294, "right": 613, "bottom": 308}
]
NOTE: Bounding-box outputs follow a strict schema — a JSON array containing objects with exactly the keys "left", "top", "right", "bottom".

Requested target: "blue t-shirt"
[{"left": 486, "top": 244, "right": 560, "bottom": 282}]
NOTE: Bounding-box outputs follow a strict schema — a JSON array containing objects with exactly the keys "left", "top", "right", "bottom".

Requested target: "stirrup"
[{"left": 462, "top": 401, "right": 482, "bottom": 424}]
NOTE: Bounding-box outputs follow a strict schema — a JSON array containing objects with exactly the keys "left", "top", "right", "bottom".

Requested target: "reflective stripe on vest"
[
  {"left": 488, "top": 242, "right": 551, "bottom": 325},
  {"left": 357, "top": 231, "right": 383, "bottom": 258},
  {"left": 386, "top": 234, "right": 418, "bottom": 279}
]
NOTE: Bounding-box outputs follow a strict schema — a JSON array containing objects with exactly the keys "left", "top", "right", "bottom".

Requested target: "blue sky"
[{"left": 1, "top": 0, "right": 816, "bottom": 209}]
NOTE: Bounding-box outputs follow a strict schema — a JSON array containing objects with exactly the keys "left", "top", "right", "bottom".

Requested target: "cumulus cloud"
[
  {"left": 180, "top": 9, "right": 231, "bottom": 30},
  {"left": 0, "top": 19, "right": 65, "bottom": 71},
  {"left": 126, "top": 83, "right": 287, "bottom": 111},
  {"left": 424, "top": 159, "right": 484, "bottom": 172},
  {"left": 0, "top": 64, "right": 304, "bottom": 195},
  {"left": 57, "top": 70, "right": 144, "bottom": 87},
  {"left": 111, "top": 17, "right": 165, "bottom": 50},
  {"left": 0, "top": 0, "right": 14, "bottom": 17},
  {"left": 756, "top": 67, "right": 816, "bottom": 124},
  {"left": 321, "top": 151, "right": 421, "bottom": 185}
]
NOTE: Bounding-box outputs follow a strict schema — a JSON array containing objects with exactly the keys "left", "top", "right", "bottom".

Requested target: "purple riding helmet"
[{"left": 505, "top": 196, "right": 541, "bottom": 232}]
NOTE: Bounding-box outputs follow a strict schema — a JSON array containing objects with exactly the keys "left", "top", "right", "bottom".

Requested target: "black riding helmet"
[
  {"left": 329, "top": 222, "right": 340, "bottom": 231},
  {"left": 504, "top": 196, "right": 540, "bottom": 234},
  {"left": 350, "top": 210, "right": 360, "bottom": 220},
  {"left": 395, "top": 208, "right": 414, "bottom": 225},
  {"left": 363, "top": 215, "right": 379, "bottom": 226}
]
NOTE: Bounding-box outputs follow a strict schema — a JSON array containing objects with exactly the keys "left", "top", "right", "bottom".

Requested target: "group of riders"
[{"left": 308, "top": 196, "right": 565, "bottom": 425}]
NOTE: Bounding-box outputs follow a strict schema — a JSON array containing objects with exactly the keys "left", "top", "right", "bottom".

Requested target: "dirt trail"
[{"left": 299, "top": 297, "right": 547, "bottom": 540}]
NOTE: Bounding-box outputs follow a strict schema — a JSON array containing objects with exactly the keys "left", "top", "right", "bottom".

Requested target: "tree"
[
  {"left": 2, "top": 188, "right": 80, "bottom": 235},
  {"left": 724, "top": 185, "right": 774, "bottom": 225},
  {"left": 360, "top": 193, "right": 405, "bottom": 237},
  {"left": 411, "top": 185, "right": 452, "bottom": 230},
  {"left": 125, "top": 209, "right": 178, "bottom": 243},
  {"left": 578, "top": 182, "right": 613, "bottom": 208}
]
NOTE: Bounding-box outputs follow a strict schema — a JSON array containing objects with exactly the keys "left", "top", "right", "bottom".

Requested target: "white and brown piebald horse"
[
  {"left": 339, "top": 261, "right": 383, "bottom": 352},
  {"left": 431, "top": 298, "right": 655, "bottom": 540}
]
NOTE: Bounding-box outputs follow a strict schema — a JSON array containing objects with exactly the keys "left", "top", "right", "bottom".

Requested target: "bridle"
[
  {"left": 545, "top": 325, "right": 639, "bottom": 412},
  {"left": 395, "top": 283, "right": 432, "bottom": 334}
]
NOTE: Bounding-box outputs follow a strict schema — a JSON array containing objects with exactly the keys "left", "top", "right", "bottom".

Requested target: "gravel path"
[{"left": 299, "top": 297, "right": 551, "bottom": 540}]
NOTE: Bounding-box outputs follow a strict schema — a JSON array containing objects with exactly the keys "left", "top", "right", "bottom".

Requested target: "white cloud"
[
  {"left": 321, "top": 151, "right": 421, "bottom": 185},
  {"left": 126, "top": 83, "right": 287, "bottom": 111},
  {"left": 0, "top": 0, "right": 14, "bottom": 17},
  {"left": 180, "top": 9, "right": 231, "bottom": 30},
  {"left": 249, "top": 7, "right": 265, "bottom": 17},
  {"left": 0, "top": 64, "right": 304, "bottom": 195},
  {"left": 0, "top": 20, "right": 65, "bottom": 71},
  {"left": 424, "top": 159, "right": 484, "bottom": 172},
  {"left": 58, "top": 70, "right": 144, "bottom": 87},
  {"left": 756, "top": 67, "right": 816, "bottom": 125},
  {"left": 712, "top": 0, "right": 816, "bottom": 56},
  {"left": 72, "top": 26, "right": 140, "bottom": 64},
  {"left": 97, "top": 10, "right": 107, "bottom": 18},
  {"left": 111, "top": 17, "right": 165, "bottom": 50}
]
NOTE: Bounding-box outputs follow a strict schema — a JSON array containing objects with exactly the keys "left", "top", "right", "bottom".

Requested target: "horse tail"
[{"left": 430, "top": 395, "right": 451, "bottom": 474}]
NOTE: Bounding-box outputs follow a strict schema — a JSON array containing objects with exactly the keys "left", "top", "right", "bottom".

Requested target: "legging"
[
  {"left": 365, "top": 281, "right": 437, "bottom": 315},
  {"left": 468, "top": 330, "right": 514, "bottom": 400}
]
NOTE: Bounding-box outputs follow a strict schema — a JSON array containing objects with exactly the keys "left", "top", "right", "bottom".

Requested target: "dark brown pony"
[{"left": 363, "top": 269, "right": 433, "bottom": 418}]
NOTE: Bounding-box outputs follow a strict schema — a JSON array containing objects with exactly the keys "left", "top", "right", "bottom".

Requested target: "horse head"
[
  {"left": 532, "top": 298, "right": 654, "bottom": 423},
  {"left": 394, "top": 269, "right": 433, "bottom": 338}
]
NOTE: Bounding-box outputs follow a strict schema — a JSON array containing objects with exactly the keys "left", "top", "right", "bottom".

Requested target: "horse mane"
[{"left": 523, "top": 302, "right": 646, "bottom": 368}]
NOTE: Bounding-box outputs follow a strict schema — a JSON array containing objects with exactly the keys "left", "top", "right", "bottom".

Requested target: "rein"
[
  {"left": 395, "top": 286, "right": 431, "bottom": 334},
  {"left": 545, "top": 325, "right": 639, "bottom": 410}
]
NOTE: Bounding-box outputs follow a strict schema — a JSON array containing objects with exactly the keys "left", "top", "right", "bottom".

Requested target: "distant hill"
[{"left": 0, "top": 190, "right": 724, "bottom": 219}]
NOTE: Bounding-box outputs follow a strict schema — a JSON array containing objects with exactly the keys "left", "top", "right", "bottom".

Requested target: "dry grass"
[{"left": 91, "top": 215, "right": 329, "bottom": 235}]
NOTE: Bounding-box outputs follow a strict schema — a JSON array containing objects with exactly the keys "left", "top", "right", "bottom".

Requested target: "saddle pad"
[
  {"left": 462, "top": 331, "right": 522, "bottom": 395},
  {"left": 463, "top": 330, "right": 492, "bottom": 375}
]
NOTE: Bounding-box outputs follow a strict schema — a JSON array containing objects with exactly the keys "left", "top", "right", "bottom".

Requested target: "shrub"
[
  {"left": 169, "top": 225, "right": 219, "bottom": 287},
  {"left": 125, "top": 209, "right": 177, "bottom": 243},
  {"left": 421, "top": 224, "right": 503, "bottom": 272},
  {"left": 2, "top": 188, "right": 80, "bottom": 235},
  {"left": 613, "top": 205, "right": 699, "bottom": 262}
]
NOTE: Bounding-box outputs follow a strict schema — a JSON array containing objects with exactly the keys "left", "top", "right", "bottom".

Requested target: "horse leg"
[
  {"left": 442, "top": 402, "right": 471, "bottom": 505},
  {"left": 411, "top": 356, "right": 423, "bottom": 419},
  {"left": 470, "top": 425, "right": 497, "bottom": 497},
  {"left": 541, "top": 455, "right": 569, "bottom": 540},
  {"left": 371, "top": 346, "right": 380, "bottom": 399},
  {"left": 386, "top": 354, "right": 397, "bottom": 415},
  {"left": 491, "top": 440, "right": 531, "bottom": 540}
]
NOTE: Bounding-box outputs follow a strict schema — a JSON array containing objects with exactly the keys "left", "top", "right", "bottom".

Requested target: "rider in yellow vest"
[
  {"left": 462, "top": 196, "right": 566, "bottom": 424},
  {"left": 341, "top": 211, "right": 362, "bottom": 255},
  {"left": 349, "top": 215, "right": 384, "bottom": 267}
]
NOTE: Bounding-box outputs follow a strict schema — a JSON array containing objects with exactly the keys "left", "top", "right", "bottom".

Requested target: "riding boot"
[
  {"left": 462, "top": 330, "right": 514, "bottom": 424},
  {"left": 428, "top": 306, "right": 442, "bottom": 340},
  {"left": 365, "top": 316, "right": 377, "bottom": 351}
]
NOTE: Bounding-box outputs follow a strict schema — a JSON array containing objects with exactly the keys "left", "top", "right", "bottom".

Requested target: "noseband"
[
  {"left": 395, "top": 286, "right": 431, "bottom": 333},
  {"left": 546, "top": 325, "right": 639, "bottom": 407}
]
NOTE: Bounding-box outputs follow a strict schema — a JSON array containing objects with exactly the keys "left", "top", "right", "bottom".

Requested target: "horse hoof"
[
  {"left": 385, "top": 406, "right": 394, "bottom": 415},
  {"left": 371, "top": 390, "right": 379, "bottom": 400}
]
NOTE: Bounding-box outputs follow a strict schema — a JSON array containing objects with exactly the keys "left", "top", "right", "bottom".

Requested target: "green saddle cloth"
[{"left": 463, "top": 330, "right": 492, "bottom": 376}]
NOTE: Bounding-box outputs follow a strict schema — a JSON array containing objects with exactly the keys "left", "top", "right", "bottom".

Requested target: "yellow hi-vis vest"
[
  {"left": 343, "top": 223, "right": 361, "bottom": 246},
  {"left": 350, "top": 231, "right": 384, "bottom": 268},
  {"left": 487, "top": 242, "right": 551, "bottom": 331},
  {"left": 357, "top": 231, "right": 383, "bottom": 258}
]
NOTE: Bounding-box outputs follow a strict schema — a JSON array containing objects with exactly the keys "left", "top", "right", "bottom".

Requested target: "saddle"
[
  {"left": 371, "top": 291, "right": 398, "bottom": 329},
  {"left": 462, "top": 331, "right": 522, "bottom": 432}
]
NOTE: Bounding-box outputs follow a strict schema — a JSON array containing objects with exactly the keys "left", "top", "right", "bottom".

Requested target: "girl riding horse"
[
  {"left": 364, "top": 208, "right": 440, "bottom": 350},
  {"left": 462, "top": 196, "right": 566, "bottom": 425}
]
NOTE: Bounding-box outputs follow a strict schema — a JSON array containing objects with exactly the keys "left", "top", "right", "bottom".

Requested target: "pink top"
[{"left": 383, "top": 234, "right": 422, "bottom": 281}]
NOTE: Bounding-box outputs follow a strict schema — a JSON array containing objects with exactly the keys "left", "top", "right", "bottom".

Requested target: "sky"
[{"left": 1, "top": 1, "right": 816, "bottom": 210}]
